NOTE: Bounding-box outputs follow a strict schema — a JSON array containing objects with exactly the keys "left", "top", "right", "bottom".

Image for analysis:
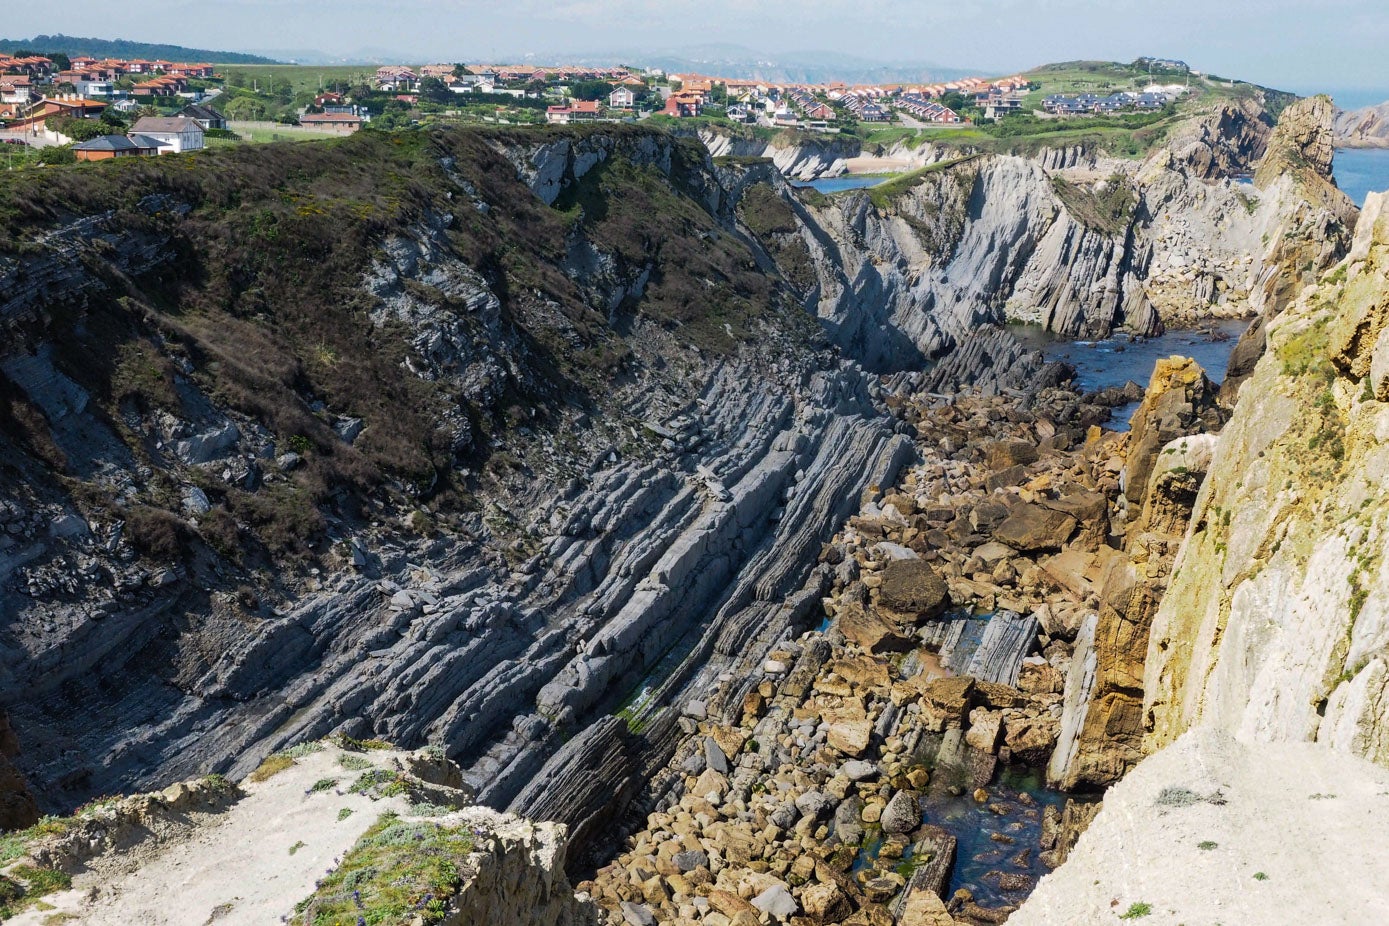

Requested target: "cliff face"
[
  {"left": 0, "top": 126, "right": 912, "bottom": 846},
  {"left": 1042, "top": 98, "right": 1361, "bottom": 790},
  {"left": 696, "top": 127, "right": 864, "bottom": 180},
  {"left": 1223, "top": 95, "right": 1361, "bottom": 397},
  {"left": 1048, "top": 359, "right": 1225, "bottom": 790},
  {"left": 734, "top": 121, "right": 1352, "bottom": 377},
  {"left": 1144, "top": 192, "right": 1389, "bottom": 761},
  {"left": 1335, "top": 100, "right": 1389, "bottom": 149}
]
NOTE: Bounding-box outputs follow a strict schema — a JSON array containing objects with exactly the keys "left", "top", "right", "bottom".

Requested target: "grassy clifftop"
[{"left": 0, "top": 124, "right": 811, "bottom": 567}]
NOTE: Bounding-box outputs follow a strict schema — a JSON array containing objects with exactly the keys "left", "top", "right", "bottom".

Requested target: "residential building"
[
  {"left": 298, "top": 113, "right": 364, "bottom": 133},
  {"left": 73, "top": 134, "right": 163, "bottom": 161},
  {"left": 178, "top": 104, "right": 227, "bottom": 131},
  {"left": 609, "top": 87, "right": 635, "bottom": 109},
  {"left": 129, "top": 116, "right": 205, "bottom": 153},
  {"left": 375, "top": 66, "right": 418, "bottom": 92},
  {"left": 0, "top": 76, "right": 31, "bottom": 105}
]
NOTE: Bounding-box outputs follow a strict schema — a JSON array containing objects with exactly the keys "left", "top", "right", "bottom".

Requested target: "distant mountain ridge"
[
  {"left": 545, "top": 43, "right": 980, "bottom": 84},
  {"left": 0, "top": 34, "right": 280, "bottom": 64}
]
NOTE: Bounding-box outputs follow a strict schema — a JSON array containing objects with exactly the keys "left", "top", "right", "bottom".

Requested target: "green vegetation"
[
  {"left": 866, "top": 156, "right": 979, "bottom": 209},
  {"left": 310, "top": 778, "right": 339, "bottom": 794},
  {"left": 1198, "top": 840, "right": 1219, "bottom": 850},
  {"left": 1253, "top": 871, "right": 1270, "bottom": 881},
  {"left": 1050, "top": 173, "right": 1137, "bottom": 235},
  {"left": 349, "top": 769, "right": 409, "bottom": 800},
  {"left": 0, "top": 864, "right": 72, "bottom": 918},
  {"left": 736, "top": 184, "right": 816, "bottom": 292},
  {"left": 1119, "top": 901, "right": 1153, "bottom": 919},
  {"left": 291, "top": 814, "right": 476, "bottom": 925},
  {"left": 1, "top": 817, "right": 73, "bottom": 865},
  {"left": 338, "top": 754, "right": 374, "bottom": 771},
  {"left": 249, "top": 741, "right": 326, "bottom": 782},
  {"left": 249, "top": 754, "right": 298, "bottom": 783},
  {"left": 338, "top": 808, "right": 355, "bottom": 821},
  {"left": 289, "top": 840, "right": 307, "bottom": 855},
  {"left": 4, "top": 125, "right": 790, "bottom": 565},
  {"left": 0, "top": 34, "right": 277, "bottom": 64}
]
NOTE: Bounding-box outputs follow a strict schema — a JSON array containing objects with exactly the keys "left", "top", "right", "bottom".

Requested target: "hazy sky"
[{"left": 8, "top": 1, "right": 1387, "bottom": 95}]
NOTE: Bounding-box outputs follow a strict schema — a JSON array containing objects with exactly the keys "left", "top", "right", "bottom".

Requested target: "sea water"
[
  {"left": 797, "top": 175, "right": 888, "bottom": 193},
  {"left": 1334, "top": 147, "right": 1389, "bottom": 207},
  {"left": 1013, "top": 319, "right": 1249, "bottom": 430}
]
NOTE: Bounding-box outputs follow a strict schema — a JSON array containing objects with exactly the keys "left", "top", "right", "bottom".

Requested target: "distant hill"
[
  {"left": 0, "top": 34, "right": 280, "bottom": 64},
  {"left": 562, "top": 44, "right": 978, "bottom": 85}
]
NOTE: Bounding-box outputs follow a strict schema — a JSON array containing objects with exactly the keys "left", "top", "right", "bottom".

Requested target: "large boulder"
[
  {"left": 1122, "top": 357, "right": 1224, "bottom": 506},
  {"left": 877, "top": 559, "right": 951, "bottom": 621},
  {"left": 826, "top": 719, "right": 874, "bottom": 757},
  {"left": 900, "top": 888, "right": 958, "bottom": 926},
  {"left": 985, "top": 440, "right": 1039, "bottom": 470},
  {"left": 839, "top": 602, "right": 914, "bottom": 654},
  {"left": 881, "top": 789, "right": 920, "bottom": 835},
  {"left": 993, "top": 504, "right": 1077, "bottom": 552}
]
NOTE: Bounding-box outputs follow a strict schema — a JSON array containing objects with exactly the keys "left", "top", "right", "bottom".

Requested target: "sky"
[{"left": 7, "top": 0, "right": 1388, "bottom": 98}]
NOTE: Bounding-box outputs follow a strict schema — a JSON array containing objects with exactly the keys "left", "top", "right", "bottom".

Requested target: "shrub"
[
  {"left": 248, "top": 754, "right": 296, "bottom": 783},
  {"left": 123, "top": 505, "right": 191, "bottom": 561},
  {"left": 1120, "top": 902, "right": 1152, "bottom": 919},
  {"left": 290, "top": 815, "right": 475, "bottom": 925}
]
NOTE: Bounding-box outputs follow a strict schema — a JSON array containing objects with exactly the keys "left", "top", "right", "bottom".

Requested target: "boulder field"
[{"left": 584, "top": 364, "right": 1226, "bottom": 926}]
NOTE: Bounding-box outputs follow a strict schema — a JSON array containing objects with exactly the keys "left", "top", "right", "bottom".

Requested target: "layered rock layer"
[{"left": 1145, "top": 193, "right": 1389, "bottom": 762}]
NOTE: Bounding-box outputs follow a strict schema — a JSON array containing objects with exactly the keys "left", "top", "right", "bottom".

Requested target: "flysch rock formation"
[
  {"left": 1013, "top": 728, "right": 1389, "bottom": 925},
  {"left": 0, "top": 739, "right": 597, "bottom": 925},
  {"left": 0, "top": 127, "right": 916, "bottom": 863},
  {"left": 1145, "top": 191, "right": 1389, "bottom": 762},
  {"left": 580, "top": 378, "right": 1204, "bottom": 925},
  {"left": 727, "top": 98, "right": 1354, "bottom": 378},
  {"left": 0, "top": 90, "right": 1366, "bottom": 926},
  {"left": 1334, "top": 99, "right": 1389, "bottom": 148}
]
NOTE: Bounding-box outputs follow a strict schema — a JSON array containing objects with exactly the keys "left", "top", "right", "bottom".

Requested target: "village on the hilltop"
[{"left": 0, "top": 51, "right": 1195, "bottom": 162}]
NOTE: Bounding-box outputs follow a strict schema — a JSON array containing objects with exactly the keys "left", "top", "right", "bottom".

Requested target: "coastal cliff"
[
  {"left": 744, "top": 139, "right": 1348, "bottom": 373},
  {"left": 1335, "top": 100, "right": 1389, "bottom": 148},
  {"left": 1144, "top": 191, "right": 1389, "bottom": 759},
  {"left": 0, "top": 125, "right": 914, "bottom": 848},
  {"left": 1040, "top": 98, "right": 1361, "bottom": 792}
]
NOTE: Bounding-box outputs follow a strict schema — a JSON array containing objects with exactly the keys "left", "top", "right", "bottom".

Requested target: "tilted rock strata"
[
  {"left": 1145, "top": 193, "right": 1389, "bottom": 762},
  {"left": 1335, "top": 100, "right": 1389, "bottom": 149},
  {"left": 585, "top": 386, "right": 1149, "bottom": 925},
  {"left": 1048, "top": 358, "right": 1225, "bottom": 790},
  {"left": 0, "top": 127, "right": 905, "bottom": 848}
]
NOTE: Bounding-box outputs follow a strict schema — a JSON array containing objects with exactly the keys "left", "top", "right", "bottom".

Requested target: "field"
[
  {"left": 217, "top": 64, "right": 403, "bottom": 95},
  {"left": 224, "top": 121, "right": 345, "bottom": 143}
]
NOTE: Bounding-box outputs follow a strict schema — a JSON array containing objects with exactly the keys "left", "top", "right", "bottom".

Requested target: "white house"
[
  {"left": 75, "top": 78, "right": 112, "bottom": 98},
  {"left": 609, "top": 87, "right": 635, "bottom": 109},
  {"left": 129, "top": 116, "right": 205, "bottom": 153}
]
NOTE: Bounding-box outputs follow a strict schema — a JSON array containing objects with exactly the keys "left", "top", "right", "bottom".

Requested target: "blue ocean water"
[
  {"left": 1334, "top": 148, "right": 1389, "bottom": 207},
  {"left": 798, "top": 175, "right": 887, "bottom": 193}
]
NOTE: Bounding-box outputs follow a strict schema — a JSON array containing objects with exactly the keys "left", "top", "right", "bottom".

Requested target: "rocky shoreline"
[{"left": 583, "top": 359, "right": 1226, "bottom": 925}]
